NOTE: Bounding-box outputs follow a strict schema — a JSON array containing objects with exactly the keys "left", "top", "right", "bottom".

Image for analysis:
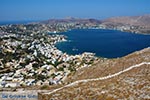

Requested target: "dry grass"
[{"left": 39, "top": 48, "right": 150, "bottom": 100}]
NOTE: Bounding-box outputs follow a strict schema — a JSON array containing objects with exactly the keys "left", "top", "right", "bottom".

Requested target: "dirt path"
[{"left": 44, "top": 62, "right": 150, "bottom": 95}]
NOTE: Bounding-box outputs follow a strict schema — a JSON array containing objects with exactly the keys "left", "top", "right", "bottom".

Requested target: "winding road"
[{"left": 45, "top": 62, "right": 150, "bottom": 95}]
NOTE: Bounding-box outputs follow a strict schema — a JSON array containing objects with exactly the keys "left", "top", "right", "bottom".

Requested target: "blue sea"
[
  {"left": 56, "top": 29, "right": 150, "bottom": 58},
  {"left": 0, "top": 20, "right": 38, "bottom": 25}
]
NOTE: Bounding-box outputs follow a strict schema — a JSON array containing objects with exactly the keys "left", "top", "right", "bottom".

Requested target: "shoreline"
[
  {"left": 0, "top": 21, "right": 150, "bottom": 95},
  {"left": 53, "top": 28, "right": 150, "bottom": 59}
]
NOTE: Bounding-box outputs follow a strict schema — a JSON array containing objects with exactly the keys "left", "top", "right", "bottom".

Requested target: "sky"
[{"left": 0, "top": 0, "right": 150, "bottom": 21}]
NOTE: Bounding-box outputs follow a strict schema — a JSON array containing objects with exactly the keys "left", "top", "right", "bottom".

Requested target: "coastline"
[
  {"left": 54, "top": 28, "right": 150, "bottom": 58},
  {"left": 0, "top": 21, "right": 150, "bottom": 100}
]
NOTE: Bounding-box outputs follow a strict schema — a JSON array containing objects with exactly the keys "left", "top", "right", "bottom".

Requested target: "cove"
[{"left": 56, "top": 29, "right": 150, "bottom": 58}]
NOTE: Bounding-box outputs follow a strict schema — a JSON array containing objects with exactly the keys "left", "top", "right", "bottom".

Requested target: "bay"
[{"left": 56, "top": 29, "right": 150, "bottom": 58}]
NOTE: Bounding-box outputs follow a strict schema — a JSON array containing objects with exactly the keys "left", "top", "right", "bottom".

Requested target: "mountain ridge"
[
  {"left": 41, "top": 18, "right": 101, "bottom": 25},
  {"left": 102, "top": 14, "right": 150, "bottom": 26},
  {"left": 40, "top": 14, "right": 150, "bottom": 34},
  {"left": 41, "top": 14, "right": 150, "bottom": 26}
]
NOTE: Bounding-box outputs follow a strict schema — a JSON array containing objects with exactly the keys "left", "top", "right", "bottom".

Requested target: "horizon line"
[{"left": 0, "top": 14, "right": 150, "bottom": 22}]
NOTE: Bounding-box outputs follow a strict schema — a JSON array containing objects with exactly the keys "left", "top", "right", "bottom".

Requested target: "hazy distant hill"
[
  {"left": 101, "top": 15, "right": 150, "bottom": 34},
  {"left": 40, "top": 15, "right": 150, "bottom": 34},
  {"left": 102, "top": 15, "right": 150, "bottom": 26},
  {"left": 41, "top": 17, "right": 101, "bottom": 25},
  {"left": 41, "top": 15, "right": 150, "bottom": 27}
]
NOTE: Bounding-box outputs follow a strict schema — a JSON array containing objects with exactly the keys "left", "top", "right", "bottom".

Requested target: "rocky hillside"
[
  {"left": 103, "top": 15, "right": 150, "bottom": 26},
  {"left": 40, "top": 15, "right": 150, "bottom": 34},
  {"left": 39, "top": 47, "right": 150, "bottom": 100},
  {"left": 102, "top": 15, "right": 150, "bottom": 34}
]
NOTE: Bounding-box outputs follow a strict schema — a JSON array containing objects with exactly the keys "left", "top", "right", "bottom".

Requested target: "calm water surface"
[{"left": 56, "top": 29, "right": 150, "bottom": 58}]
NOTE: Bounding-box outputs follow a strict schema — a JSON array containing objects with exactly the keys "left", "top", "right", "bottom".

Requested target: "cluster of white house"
[{"left": 0, "top": 33, "right": 97, "bottom": 88}]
